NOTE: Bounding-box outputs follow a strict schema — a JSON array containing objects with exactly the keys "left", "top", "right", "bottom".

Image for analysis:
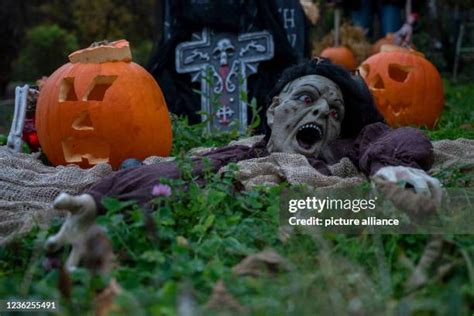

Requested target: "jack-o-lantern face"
[
  {"left": 359, "top": 45, "right": 444, "bottom": 129},
  {"left": 36, "top": 40, "right": 172, "bottom": 169}
]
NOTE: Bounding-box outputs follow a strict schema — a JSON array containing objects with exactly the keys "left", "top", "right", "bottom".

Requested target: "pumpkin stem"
[
  {"left": 90, "top": 40, "right": 112, "bottom": 48},
  {"left": 69, "top": 39, "right": 132, "bottom": 64}
]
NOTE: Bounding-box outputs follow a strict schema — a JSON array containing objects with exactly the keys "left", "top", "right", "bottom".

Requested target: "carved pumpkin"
[
  {"left": 320, "top": 46, "right": 357, "bottom": 71},
  {"left": 359, "top": 45, "right": 444, "bottom": 128},
  {"left": 36, "top": 40, "right": 172, "bottom": 169}
]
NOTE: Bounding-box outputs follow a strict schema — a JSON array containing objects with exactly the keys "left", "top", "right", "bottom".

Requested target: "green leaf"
[
  {"left": 203, "top": 214, "right": 216, "bottom": 232},
  {"left": 140, "top": 250, "right": 165, "bottom": 264}
]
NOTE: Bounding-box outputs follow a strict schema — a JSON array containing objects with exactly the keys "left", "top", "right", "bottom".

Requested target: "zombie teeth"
[
  {"left": 296, "top": 123, "right": 323, "bottom": 150},
  {"left": 298, "top": 123, "right": 322, "bottom": 135}
]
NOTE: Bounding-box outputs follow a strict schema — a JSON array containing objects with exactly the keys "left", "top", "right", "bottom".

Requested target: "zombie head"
[
  {"left": 266, "top": 75, "right": 344, "bottom": 156},
  {"left": 266, "top": 59, "right": 384, "bottom": 157},
  {"left": 213, "top": 39, "right": 235, "bottom": 66}
]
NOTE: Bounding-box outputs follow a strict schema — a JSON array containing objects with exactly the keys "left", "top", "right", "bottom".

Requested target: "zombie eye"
[
  {"left": 298, "top": 94, "right": 314, "bottom": 105},
  {"left": 330, "top": 109, "right": 339, "bottom": 120}
]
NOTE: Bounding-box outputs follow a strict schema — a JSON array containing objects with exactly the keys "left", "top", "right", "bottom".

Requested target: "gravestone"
[{"left": 176, "top": 28, "right": 274, "bottom": 132}]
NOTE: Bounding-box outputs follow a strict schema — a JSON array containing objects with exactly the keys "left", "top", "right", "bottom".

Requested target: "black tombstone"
[
  {"left": 148, "top": 0, "right": 302, "bottom": 132},
  {"left": 275, "top": 0, "right": 309, "bottom": 60}
]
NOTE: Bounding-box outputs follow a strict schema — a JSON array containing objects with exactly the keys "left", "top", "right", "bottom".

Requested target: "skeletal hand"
[
  {"left": 44, "top": 193, "right": 98, "bottom": 271},
  {"left": 394, "top": 23, "right": 413, "bottom": 46},
  {"left": 372, "top": 166, "right": 443, "bottom": 213}
]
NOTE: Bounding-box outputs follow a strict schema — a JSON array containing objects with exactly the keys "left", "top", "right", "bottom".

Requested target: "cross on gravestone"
[
  {"left": 176, "top": 28, "right": 274, "bottom": 132},
  {"left": 216, "top": 105, "right": 234, "bottom": 124}
]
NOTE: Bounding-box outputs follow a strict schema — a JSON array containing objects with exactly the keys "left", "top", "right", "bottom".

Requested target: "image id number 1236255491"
[{"left": 0, "top": 300, "right": 57, "bottom": 312}]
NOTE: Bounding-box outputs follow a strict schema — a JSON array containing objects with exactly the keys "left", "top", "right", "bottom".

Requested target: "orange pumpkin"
[
  {"left": 359, "top": 45, "right": 444, "bottom": 128},
  {"left": 320, "top": 46, "right": 357, "bottom": 71},
  {"left": 371, "top": 33, "right": 395, "bottom": 55},
  {"left": 36, "top": 40, "right": 172, "bottom": 169}
]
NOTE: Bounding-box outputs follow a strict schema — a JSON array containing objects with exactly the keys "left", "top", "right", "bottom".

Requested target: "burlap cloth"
[
  {"left": 0, "top": 137, "right": 473, "bottom": 244},
  {"left": 0, "top": 147, "right": 112, "bottom": 244}
]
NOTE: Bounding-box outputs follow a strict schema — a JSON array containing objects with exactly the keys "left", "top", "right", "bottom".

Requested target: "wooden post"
[
  {"left": 334, "top": 7, "right": 341, "bottom": 46},
  {"left": 405, "top": 0, "right": 412, "bottom": 20}
]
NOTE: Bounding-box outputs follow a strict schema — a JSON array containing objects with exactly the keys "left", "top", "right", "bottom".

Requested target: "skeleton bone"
[
  {"left": 372, "top": 166, "right": 443, "bottom": 207},
  {"left": 44, "top": 193, "right": 98, "bottom": 271},
  {"left": 7, "top": 86, "right": 30, "bottom": 152}
]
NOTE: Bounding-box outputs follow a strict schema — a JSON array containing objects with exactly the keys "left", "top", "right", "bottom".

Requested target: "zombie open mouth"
[{"left": 296, "top": 123, "right": 322, "bottom": 150}]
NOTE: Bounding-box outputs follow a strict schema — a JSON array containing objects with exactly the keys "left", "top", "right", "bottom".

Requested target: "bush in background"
[
  {"left": 11, "top": 24, "right": 78, "bottom": 81},
  {"left": 131, "top": 40, "right": 153, "bottom": 67}
]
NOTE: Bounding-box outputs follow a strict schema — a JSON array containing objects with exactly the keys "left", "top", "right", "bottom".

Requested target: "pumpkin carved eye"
[
  {"left": 83, "top": 76, "right": 117, "bottom": 101},
  {"left": 388, "top": 64, "right": 412, "bottom": 83},
  {"left": 59, "top": 77, "right": 78, "bottom": 102},
  {"left": 359, "top": 64, "right": 370, "bottom": 78}
]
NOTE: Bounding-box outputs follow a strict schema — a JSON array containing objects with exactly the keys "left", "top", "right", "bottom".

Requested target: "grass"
[
  {"left": 426, "top": 81, "right": 474, "bottom": 141},
  {"left": 0, "top": 80, "right": 473, "bottom": 315}
]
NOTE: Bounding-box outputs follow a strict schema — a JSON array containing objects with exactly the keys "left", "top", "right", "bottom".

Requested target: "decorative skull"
[{"left": 213, "top": 39, "right": 235, "bottom": 66}]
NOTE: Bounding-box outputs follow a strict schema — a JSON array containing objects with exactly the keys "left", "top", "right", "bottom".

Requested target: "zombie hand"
[
  {"left": 371, "top": 166, "right": 443, "bottom": 215},
  {"left": 44, "top": 193, "right": 98, "bottom": 271}
]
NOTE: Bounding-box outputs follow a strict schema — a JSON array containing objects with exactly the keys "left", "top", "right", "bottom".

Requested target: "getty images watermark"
[
  {"left": 287, "top": 196, "right": 401, "bottom": 227},
  {"left": 279, "top": 187, "right": 474, "bottom": 234}
]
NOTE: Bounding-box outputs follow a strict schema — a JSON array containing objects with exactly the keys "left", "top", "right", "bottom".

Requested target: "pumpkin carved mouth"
[{"left": 62, "top": 138, "right": 110, "bottom": 165}]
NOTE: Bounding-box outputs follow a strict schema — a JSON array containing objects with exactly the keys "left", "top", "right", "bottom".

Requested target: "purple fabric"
[
  {"left": 86, "top": 123, "right": 434, "bottom": 213},
  {"left": 352, "top": 122, "right": 434, "bottom": 175},
  {"left": 88, "top": 143, "right": 268, "bottom": 213}
]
